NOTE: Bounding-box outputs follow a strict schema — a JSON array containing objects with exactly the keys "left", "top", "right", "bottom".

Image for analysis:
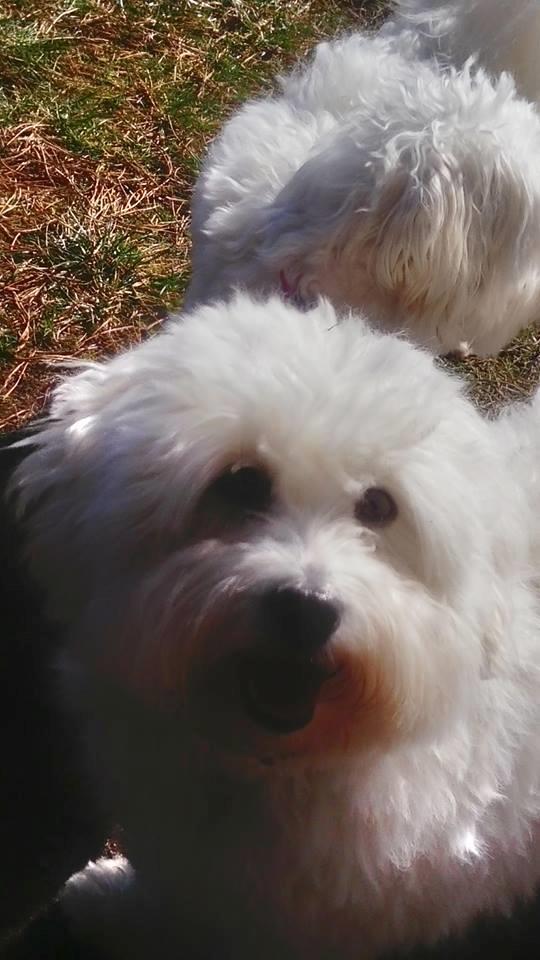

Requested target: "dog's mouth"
[{"left": 237, "top": 653, "right": 336, "bottom": 734}]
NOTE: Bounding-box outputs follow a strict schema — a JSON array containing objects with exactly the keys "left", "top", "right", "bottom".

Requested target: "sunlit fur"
[
  {"left": 187, "top": 0, "right": 540, "bottom": 356},
  {"left": 390, "top": 0, "right": 540, "bottom": 102},
  {"left": 12, "top": 292, "right": 540, "bottom": 958}
]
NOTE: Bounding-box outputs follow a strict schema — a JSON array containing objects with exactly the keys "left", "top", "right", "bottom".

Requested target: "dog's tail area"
[{"left": 391, "top": 0, "right": 540, "bottom": 102}]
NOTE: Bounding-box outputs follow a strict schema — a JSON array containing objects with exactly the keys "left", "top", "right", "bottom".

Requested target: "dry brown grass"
[
  {"left": 442, "top": 327, "right": 540, "bottom": 412},
  {"left": 0, "top": 0, "right": 387, "bottom": 429},
  {"left": 0, "top": 122, "right": 185, "bottom": 424}
]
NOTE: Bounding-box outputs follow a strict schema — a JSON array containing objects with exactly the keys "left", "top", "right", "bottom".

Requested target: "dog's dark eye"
[
  {"left": 187, "top": 464, "right": 273, "bottom": 544},
  {"left": 212, "top": 464, "right": 273, "bottom": 515},
  {"left": 355, "top": 487, "right": 397, "bottom": 527}
]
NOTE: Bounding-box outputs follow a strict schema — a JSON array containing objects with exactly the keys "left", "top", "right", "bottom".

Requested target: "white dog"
[
  {"left": 187, "top": 0, "right": 540, "bottom": 356},
  {"left": 12, "top": 292, "right": 540, "bottom": 957}
]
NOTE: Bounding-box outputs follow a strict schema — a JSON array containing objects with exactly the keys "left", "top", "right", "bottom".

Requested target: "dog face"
[{"left": 14, "top": 294, "right": 520, "bottom": 768}]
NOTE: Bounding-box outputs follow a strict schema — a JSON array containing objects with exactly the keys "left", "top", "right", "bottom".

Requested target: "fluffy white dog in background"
[
  {"left": 12, "top": 292, "right": 540, "bottom": 958},
  {"left": 187, "top": 0, "right": 540, "bottom": 356}
]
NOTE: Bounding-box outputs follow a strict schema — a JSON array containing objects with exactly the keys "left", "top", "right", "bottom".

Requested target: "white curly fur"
[
  {"left": 12, "top": 292, "right": 540, "bottom": 958},
  {"left": 389, "top": 0, "right": 540, "bottom": 101},
  {"left": 187, "top": 0, "right": 540, "bottom": 356}
]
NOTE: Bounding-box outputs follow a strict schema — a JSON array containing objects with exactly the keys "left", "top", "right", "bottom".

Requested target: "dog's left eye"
[
  {"left": 211, "top": 464, "right": 273, "bottom": 516},
  {"left": 355, "top": 487, "right": 397, "bottom": 527}
]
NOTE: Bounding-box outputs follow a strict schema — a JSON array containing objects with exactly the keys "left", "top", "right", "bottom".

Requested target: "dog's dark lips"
[{"left": 238, "top": 653, "right": 336, "bottom": 735}]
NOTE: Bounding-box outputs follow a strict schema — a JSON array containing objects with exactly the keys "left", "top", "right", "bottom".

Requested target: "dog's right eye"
[
  {"left": 187, "top": 464, "right": 273, "bottom": 543},
  {"left": 211, "top": 464, "right": 273, "bottom": 516},
  {"left": 355, "top": 486, "right": 397, "bottom": 527}
]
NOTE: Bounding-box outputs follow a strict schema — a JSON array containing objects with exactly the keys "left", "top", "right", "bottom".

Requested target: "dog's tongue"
[{"left": 239, "top": 656, "right": 328, "bottom": 734}]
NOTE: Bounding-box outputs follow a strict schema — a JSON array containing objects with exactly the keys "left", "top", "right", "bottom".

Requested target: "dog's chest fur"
[{"left": 85, "top": 667, "right": 540, "bottom": 960}]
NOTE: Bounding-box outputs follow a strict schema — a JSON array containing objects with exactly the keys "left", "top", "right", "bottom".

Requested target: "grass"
[
  {"left": 0, "top": 0, "right": 538, "bottom": 428},
  {"left": 442, "top": 328, "right": 540, "bottom": 411},
  {"left": 0, "top": 0, "right": 388, "bottom": 429}
]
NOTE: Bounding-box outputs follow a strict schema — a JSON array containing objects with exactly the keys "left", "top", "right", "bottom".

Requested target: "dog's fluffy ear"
[
  {"left": 350, "top": 148, "right": 534, "bottom": 325},
  {"left": 9, "top": 362, "right": 125, "bottom": 617},
  {"left": 12, "top": 362, "right": 116, "bottom": 513},
  {"left": 257, "top": 113, "right": 539, "bottom": 347}
]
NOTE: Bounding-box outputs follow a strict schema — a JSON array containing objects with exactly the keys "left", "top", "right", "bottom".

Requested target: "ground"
[{"left": 0, "top": 0, "right": 538, "bottom": 430}]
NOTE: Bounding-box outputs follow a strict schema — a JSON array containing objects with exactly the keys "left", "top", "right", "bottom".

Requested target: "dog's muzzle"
[
  {"left": 238, "top": 653, "right": 336, "bottom": 734},
  {"left": 237, "top": 587, "right": 341, "bottom": 734}
]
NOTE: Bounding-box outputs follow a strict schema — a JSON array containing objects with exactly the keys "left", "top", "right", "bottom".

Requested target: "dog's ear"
[
  {"left": 258, "top": 131, "right": 539, "bottom": 346},
  {"left": 353, "top": 151, "right": 538, "bottom": 330},
  {"left": 11, "top": 362, "right": 116, "bottom": 513},
  {"left": 8, "top": 361, "right": 125, "bottom": 618}
]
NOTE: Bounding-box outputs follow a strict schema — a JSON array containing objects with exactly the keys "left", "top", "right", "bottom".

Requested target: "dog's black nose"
[{"left": 259, "top": 586, "right": 340, "bottom": 655}]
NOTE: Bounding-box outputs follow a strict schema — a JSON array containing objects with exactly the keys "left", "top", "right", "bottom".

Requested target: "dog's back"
[{"left": 391, "top": 0, "right": 540, "bottom": 102}]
